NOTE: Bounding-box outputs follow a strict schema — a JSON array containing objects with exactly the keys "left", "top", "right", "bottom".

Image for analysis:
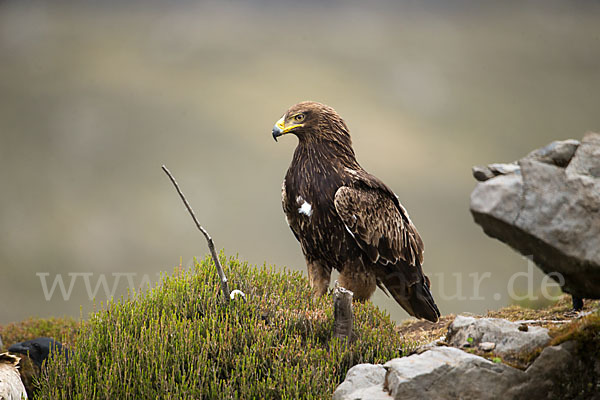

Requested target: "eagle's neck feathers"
[{"left": 285, "top": 140, "right": 357, "bottom": 212}]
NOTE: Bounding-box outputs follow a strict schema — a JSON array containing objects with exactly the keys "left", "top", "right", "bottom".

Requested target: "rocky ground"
[{"left": 335, "top": 295, "right": 600, "bottom": 400}]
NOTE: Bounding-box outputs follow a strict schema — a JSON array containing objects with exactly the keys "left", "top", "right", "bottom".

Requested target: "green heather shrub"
[
  {"left": 35, "top": 253, "right": 410, "bottom": 399},
  {"left": 0, "top": 317, "right": 79, "bottom": 349}
]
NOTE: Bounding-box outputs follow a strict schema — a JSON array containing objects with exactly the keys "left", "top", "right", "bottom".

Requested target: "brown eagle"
[{"left": 272, "top": 101, "right": 440, "bottom": 322}]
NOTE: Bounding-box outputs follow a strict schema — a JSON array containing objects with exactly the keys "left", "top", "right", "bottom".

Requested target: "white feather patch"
[{"left": 298, "top": 201, "right": 313, "bottom": 217}]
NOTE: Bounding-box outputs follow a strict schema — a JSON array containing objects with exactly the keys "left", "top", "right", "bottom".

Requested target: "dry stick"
[
  {"left": 333, "top": 282, "right": 354, "bottom": 340},
  {"left": 162, "top": 165, "right": 231, "bottom": 301}
]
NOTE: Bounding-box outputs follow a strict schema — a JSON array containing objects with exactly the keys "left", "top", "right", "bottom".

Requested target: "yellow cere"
[
  {"left": 283, "top": 124, "right": 303, "bottom": 133},
  {"left": 276, "top": 116, "right": 285, "bottom": 130},
  {"left": 275, "top": 116, "right": 304, "bottom": 134}
]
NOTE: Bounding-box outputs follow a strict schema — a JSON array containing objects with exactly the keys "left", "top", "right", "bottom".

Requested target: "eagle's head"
[{"left": 272, "top": 101, "right": 352, "bottom": 148}]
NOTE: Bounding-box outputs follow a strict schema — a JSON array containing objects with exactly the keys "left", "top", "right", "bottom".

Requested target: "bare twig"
[
  {"left": 333, "top": 282, "right": 354, "bottom": 340},
  {"left": 162, "top": 165, "right": 231, "bottom": 301}
]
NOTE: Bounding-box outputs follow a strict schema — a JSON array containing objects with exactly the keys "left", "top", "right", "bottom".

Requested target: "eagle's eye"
[{"left": 293, "top": 113, "right": 305, "bottom": 123}]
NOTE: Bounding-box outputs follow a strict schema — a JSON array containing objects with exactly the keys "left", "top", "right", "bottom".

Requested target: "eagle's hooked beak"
[
  {"left": 272, "top": 116, "right": 303, "bottom": 142},
  {"left": 272, "top": 116, "right": 286, "bottom": 142}
]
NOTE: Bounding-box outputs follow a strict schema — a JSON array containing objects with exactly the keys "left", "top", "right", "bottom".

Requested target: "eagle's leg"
[
  {"left": 338, "top": 265, "right": 376, "bottom": 301},
  {"left": 572, "top": 296, "right": 584, "bottom": 311},
  {"left": 307, "top": 260, "right": 331, "bottom": 298}
]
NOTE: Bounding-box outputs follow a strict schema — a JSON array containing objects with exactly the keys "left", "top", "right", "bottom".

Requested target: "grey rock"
[
  {"left": 506, "top": 340, "right": 600, "bottom": 400},
  {"left": 472, "top": 163, "right": 520, "bottom": 182},
  {"left": 334, "top": 340, "right": 595, "bottom": 400},
  {"left": 470, "top": 132, "right": 600, "bottom": 299},
  {"left": 385, "top": 347, "right": 525, "bottom": 400},
  {"left": 446, "top": 315, "right": 550, "bottom": 357},
  {"left": 508, "top": 341, "right": 578, "bottom": 398},
  {"left": 479, "top": 341, "right": 496, "bottom": 352},
  {"left": 333, "top": 363, "right": 392, "bottom": 400},
  {"left": 472, "top": 165, "right": 496, "bottom": 182},
  {"left": 334, "top": 346, "right": 526, "bottom": 400},
  {"left": 525, "top": 139, "right": 580, "bottom": 167},
  {"left": 566, "top": 134, "right": 600, "bottom": 177},
  {"left": 472, "top": 138, "right": 576, "bottom": 183},
  {"left": 489, "top": 162, "right": 521, "bottom": 175},
  {"left": 470, "top": 172, "right": 523, "bottom": 223}
]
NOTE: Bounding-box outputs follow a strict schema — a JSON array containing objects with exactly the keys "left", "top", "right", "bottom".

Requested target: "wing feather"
[
  {"left": 334, "top": 185, "right": 424, "bottom": 267},
  {"left": 334, "top": 172, "right": 439, "bottom": 322}
]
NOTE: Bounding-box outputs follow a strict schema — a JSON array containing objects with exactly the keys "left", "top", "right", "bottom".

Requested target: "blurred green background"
[{"left": 1, "top": 0, "right": 599, "bottom": 324}]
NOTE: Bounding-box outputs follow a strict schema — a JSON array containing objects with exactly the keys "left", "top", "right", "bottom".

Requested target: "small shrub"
[
  {"left": 35, "top": 254, "right": 409, "bottom": 399},
  {"left": 0, "top": 316, "right": 79, "bottom": 350},
  {"left": 0, "top": 316, "right": 79, "bottom": 396}
]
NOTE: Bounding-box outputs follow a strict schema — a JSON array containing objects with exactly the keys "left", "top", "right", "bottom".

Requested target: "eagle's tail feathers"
[
  {"left": 382, "top": 270, "right": 440, "bottom": 323},
  {"left": 408, "top": 280, "right": 441, "bottom": 323}
]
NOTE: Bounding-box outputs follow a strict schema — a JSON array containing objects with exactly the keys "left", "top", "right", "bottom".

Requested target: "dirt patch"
[{"left": 395, "top": 314, "right": 455, "bottom": 347}]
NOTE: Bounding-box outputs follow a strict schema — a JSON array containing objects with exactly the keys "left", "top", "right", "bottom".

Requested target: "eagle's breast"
[{"left": 282, "top": 144, "right": 360, "bottom": 267}]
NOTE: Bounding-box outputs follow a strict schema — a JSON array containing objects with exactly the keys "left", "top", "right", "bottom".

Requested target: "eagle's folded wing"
[
  {"left": 334, "top": 184, "right": 440, "bottom": 322},
  {"left": 333, "top": 185, "right": 423, "bottom": 267}
]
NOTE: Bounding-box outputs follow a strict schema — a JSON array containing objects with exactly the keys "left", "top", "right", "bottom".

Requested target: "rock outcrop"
[
  {"left": 470, "top": 132, "right": 600, "bottom": 299},
  {"left": 333, "top": 364, "right": 392, "bottom": 400},
  {"left": 334, "top": 339, "right": 592, "bottom": 400},
  {"left": 446, "top": 316, "right": 550, "bottom": 357}
]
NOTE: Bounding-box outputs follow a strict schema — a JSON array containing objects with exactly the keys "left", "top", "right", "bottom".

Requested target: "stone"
[
  {"left": 334, "top": 346, "right": 526, "bottom": 400},
  {"left": 472, "top": 165, "right": 496, "bottom": 182},
  {"left": 479, "top": 341, "right": 496, "bottom": 352},
  {"left": 470, "top": 173, "right": 523, "bottom": 224},
  {"left": 470, "top": 132, "right": 600, "bottom": 299},
  {"left": 333, "top": 363, "right": 391, "bottom": 400},
  {"left": 334, "top": 339, "right": 597, "bottom": 400},
  {"left": 525, "top": 139, "right": 580, "bottom": 168},
  {"left": 384, "top": 347, "right": 524, "bottom": 399},
  {"left": 566, "top": 134, "right": 600, "bottom": 177},
  {"left": 489, "top": 163, "right": 521, "bottom": 175},
  {"left": 507, "top": 340, "right": 600, "bottom": 399},
  {"left": 472, "top": 163, "right": 520, "bottom": 182},
  {"left": 446, "top": 316, "right": 550, "bottom": 357}
]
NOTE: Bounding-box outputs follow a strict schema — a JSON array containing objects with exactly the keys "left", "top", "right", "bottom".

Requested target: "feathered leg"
[
  {"left": 307, "top": 261, "right": 331, "bottom": 298},
  {"left": 338, "top": 263, "right": 377, "bottom": 301}
]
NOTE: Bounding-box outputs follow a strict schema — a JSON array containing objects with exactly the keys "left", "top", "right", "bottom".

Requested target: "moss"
[
  {"left": 550, "top": 311, "right": 600, "bottom": 347},
  {"left": 546, "top": 311, "right": 600, "bottom": 398},
  {"left": 490, "top": 299, "right": 600, "bottom": 371},
  {"left": 24, "top": 253, "right": 409, "bottom": 399}
]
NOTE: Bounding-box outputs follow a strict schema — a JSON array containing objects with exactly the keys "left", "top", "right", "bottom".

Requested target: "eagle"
[{"left": 272, "top": 101, "right": 440, "bottom": 322}]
